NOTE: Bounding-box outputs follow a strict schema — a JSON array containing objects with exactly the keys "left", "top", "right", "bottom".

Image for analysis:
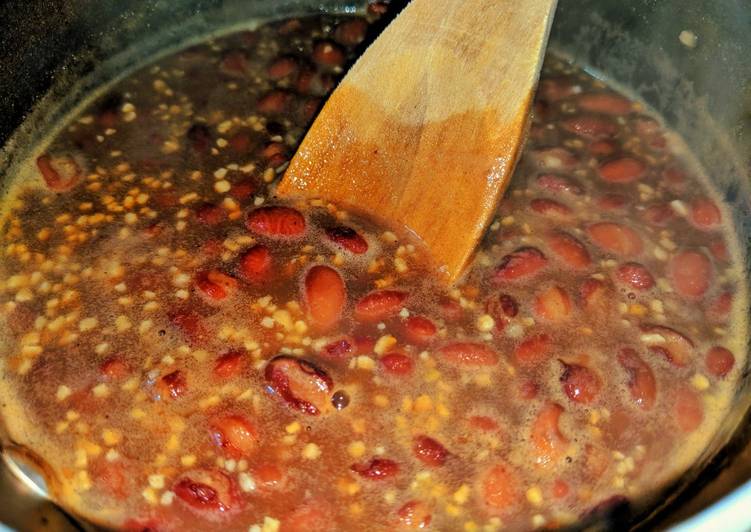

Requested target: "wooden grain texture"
[{"left": 277, "top": 0, "right": 557, "bottom": 283}]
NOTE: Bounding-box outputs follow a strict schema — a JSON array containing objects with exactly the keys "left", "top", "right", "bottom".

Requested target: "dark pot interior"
[{"left": 0, "top": 1, "right": 749, "bottom": 530}]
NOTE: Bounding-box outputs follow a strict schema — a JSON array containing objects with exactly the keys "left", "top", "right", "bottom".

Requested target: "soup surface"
[{"left": 0, "top": 5, "right": 746, "bottom": 531}]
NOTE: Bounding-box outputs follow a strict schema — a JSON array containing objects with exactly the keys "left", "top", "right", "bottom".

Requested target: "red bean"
[
  {"left": 589, "top": 140, "right": 618, "bottom": 157},
  {"left": 100, "top": 358, "right": 130, "bottom": 381},
  {"left": 642, "top": 203, "right": 675, "bottom": 226},
  {"left": 281, "top": 500, "right": 332, "bottom": 532},
  {"left": 547, "top": 232, "right": 591, "bottom": 269},
  {"left": 690, "top": 197, "right": 721, "bottom": 230},
  {"left": 597, "top": 193, "right": 628, "bottom": 211},
  {"left": 552, "top": 479, "right": 570, "bottom": 499},
  {"left": 397, "top": 500, "right": 432, "bottom": 529},
  {"left": 706, "top": 291, "right": 732, "bottom": 322},
  {"left": 437, "top": 342, "right": 499, "bottom": 367},
  {"left": 213, "top": 351, "right": 247, "bottom": 379},
  {"left": 562, "top": 115, "right": 617, "bottom": 139},
  {"left": 616, "top": 262, "right": 655, "bottom": 290},
  {"left": 220, "top": 50, "right": 250, "bottom": 77},
  {"left": 530, "top": 198, "right": 572, "bottom": 218},
  {"left": 159, "top": 370, "right": 187, "bottom": 399},
  {"left": 617, "top": 348, "right": 657, "bottom": 409},
  {"left": 579, "top": 278, "right": 608, "bottom": 310},
  {"left": 598, "top": 157, "right": 646, "bottom": 183},
  {"left": 587, "top": 222, "right": 643, "bottom": 257},
  {"left": 169, "top": 310, "right": 208, "bottom": 346},
  {"left": 494, "top": 247, "right": 547, "bottom": 281},
  {"left": 210, "top": 415, "right": 258, "bottom": 457},
  {"left": 669, "top": 250, "right": 713, "bottom": 299},
  {"left": 304, "top": 265, "right": 346, "bottom": 330},
  {"left": 709, "top": 240, "right": 729, "bottom": 263},
  {"left": 334, "top": 18, "right": 368, "bottom": 46},
  {"left": 256, "top": 90, "right": 292, "bottom": 114},
  {"left": 265, "top": 356, "right": 333, "bottom": 415},
  {"left": 354, "top": 290, "right": 408, "bottom": 322},
  {"left": 539, "top": 77, "right": 580, "bottom": 102},
  {"left": 312, "top": 40, "right": 345, "bottom": 67},
  {"left": 413, "top": 435, "right": 449, "bottom": 466},
  {"left": 559, "top": 360, "right": 601, "bottom": 404},
  {"left": 351, "top": 458, "right": 399, "bottom": 480},
  {"left": 641, "top": 324, "right": 694, "bottom": 367},
  {"left": 36, "top": 154, "right": 82, "bottom": 192},
  {"left": 238, "top": 244, "right": 273, "bottom": 283},
  {"left": 485, "top": 293, "right": 519, "bottom": 327},
  {"left": 438, "top": 297, "right": 464, "bottom": 322},
  {"left": 531, "top": 147, "right": 579, "bottom": 170},
  {"left": 228, "top": 132, "right": 252, "bottom": 154},
  {"left": 662, "top": 165, "right": 686, "bottom": 189},
  {"left": 673, "top": 387, "right": 704, "bottom": 433},
  {"left": 469, "top": 416, "right": 500, "bottom": 432},
  {"left": 230, "top": 178, "right": 256, "bottom": 200},
  {"left": 268, "top": 56, "right": 298, "bottom": 79},
  {"left": 173, "top": 468, "right": 237, "bottom": 513},
  {"left": 321, "top": 338, "right": 354, "bottom": 360},
  {"left": 531, "top": 403, "right": 568, "bottom": 468},
  {"left": 535, "top": 174, "right": 583, "bottom": 195},
  {"left": 195, "top": 270, "right": 238, "bottom": 302},
  {"left": 246, "top": 206, "right": 306, "bottom": 237},
  {"left": 514, "top": 334, "right": 552, "bottom": 366},
  {"left": 402, "top": 315, "right": 437, "bottom": 345},
  {"left": 195, "top": 203, "right": 226, "bottom": 225},
  {"left": 535, "top": 286, "right": 572, "bottom": 321},
  {"left": 577, "top": 92, "right": 632, "bottom": 115},
  {"left": 325, "top": 226, "right": 369, "bottom": 254},
  {"left": 380, "top": 352, "right": 414, "bottom": 375},
  {"left": 705, "top": 346, "right": 735, "bottom": 378},
  {"left": 480, "top": 463, "right": 521, "bottom": 512}
]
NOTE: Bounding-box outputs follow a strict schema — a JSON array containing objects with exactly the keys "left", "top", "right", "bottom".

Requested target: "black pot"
[{"left": 0, "top": 1, "right": 749, "bottom": 530}]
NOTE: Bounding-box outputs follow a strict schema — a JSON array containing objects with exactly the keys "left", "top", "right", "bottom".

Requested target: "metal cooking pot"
[{"left": 0, "top": 0, "right": 749, "bottom": 530}]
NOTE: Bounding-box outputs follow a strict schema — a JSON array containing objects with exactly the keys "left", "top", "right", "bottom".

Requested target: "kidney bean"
[
  {"left": 597, "top": 193, "right": 628, "bottom": 211},
  {"left": 530, "top": 198, "right": 572, "bottom": 218},
  {"left": 589, "top": 140, "right": 618, "bottom": 157},
  {"left": 673, "top": 387, "right": 704, "bottom": 433},
  {"left": 617, "top": 348, "right": 657, "bottom": 409},
  {"left": 195, "top": 203, "right": 225, "bottom": 225},
  {"left": 579, "top": 278, "right": 609, "bottom": 310},
  {"left": 257, "top": 90, "right": 293, "bottom": 114},
  {"left": 706, "top": 291, "right": 732, "bottom": 322},
  {"left": 539, "top": 77, "right": 580, "bottom": 102},
  {"left": 468, "top": 416, "right": 500, "bottom": 432},
  {"left": 304, "top": 265, "right": 346, "bottom": 330},
  {"left": 169, "top": 309, "right": 208, "bottom": 346},
  {"left": 380, "top": 352, "right": 414, "bottom": 375},
  {"left": 552, "top": 479, "right": 570, "bottom": 499},
  {"left": 397, "top": 500, "right": 432, "bottom": 529},
  {"left": 437, "top": 342, "right": 499, "bottom": 367},
  {"left": 560, "top": 360, "right": 601, "bottom": 404},
  {"left": 547, "top": 232, "right": 591, "bottom": 269},
  {"left": 562, "top": 115, "right": 617, "bottom": 139},
  {"left": 281, "top": 500, "right": 332, "bottom": 532},
  {"left": 438, "top": 297, "right": 464, "bottom": 322},
  {"left": 616, "top": 262, "right": 654, "bottom": 290},
  {"left": 351, "top": 458, "right": 399, "bottom": 480},
  {"left": 220, "top": 50, "right": 250, "bottom": 77},
  {"left": 535, "top": 286, "right": 572, "bottom": 321},
  {"left": 705, "top": 346, "right": 735, "bottom": 378},
  {"left": 641, "top": 324, "right": 694, "bottom": 367},
  {"left": 642, "top": 203, "right": 675, "bottom": 226},
  {"left": 413, "top": 435, "right": 449, "bottom": 466},
  {"left": 531, "top": 403, "right": 568, "bottom": 468},
  {"left": 268, "top": 56, "right": 298, "bottom": 80},
  {"left": 312, "top": 40, "right": 345, "bottom": 67},
  {"left": 246, "top": 206, "right": 306, "bottom": 237},
  {"left": 158, "top": 370, "right": 187, "bottom": 399},
  {"left": 195, "top": 270, "right": 238, "bottom": 302},
  {"left": 325, "top": 226, "right": 369, "bottom": 254},
  {"left": 690, "top": 197, "right": 722, "bottom": 230},
  {"left": 535, "top": 173, "right": 583, "bottom": 195},
  {"left": 530, "top": 147, "right": 579, "bottom": 170},
  {"left": 514, "top": 334, "right": 552, "bottom": 366},
  {"left": 662, "top": 165, "right": 687, "bottom": 189},
  {"left": 577, "top": 92, "right": 632, "bottom": 115},
  {"left": 99, "top": 357, "right": 130, "bottom": 381},
  {"left": 669, "top": 250, "right": 713, "bottom": 299},
  {"left": 265, "top": 356, "right": 333, "bottom": 415},
  {"left": 598, "top": 157, "right": 646, "bottom": 183},
  {"left": 173, "top": 468, "right": 237, "bottom": 513},
  {"left": 354, "top": 290, "right": 408, "bottom": 322},
  {"left": 480, "top": 463, "right": 520, "bottom": 513},
  {"left": 402, "top": 315, "right": 437, "bottom": 345},
  {"left": 587, "top": 222, "right": 643, "bottom": 257},
  {"left": 238, "top": 245, "right": 273, "bottom": 283},
  {"left": 36, "top": 154, "right": 82, "bottom": 192},
  {"left": 334, "top": 18, "right": 368, "bottom": 46},
  {"left": 213, "top": 351, "right": 247, "bottom": 379},
  {"left": 519, "top": 380, "right": 539, "bottom": 400},
  {"left": 321, "top": 338, "right": 354, "bottom": 360},
  {"left": 211, "top": 415, "right": 258, "bottom": 457},
  {"left": 709, "top": 240, "right": 729, "bottom": 263},
  {"left": 494, "top": 247, "right": 547, "bottom": 282}
]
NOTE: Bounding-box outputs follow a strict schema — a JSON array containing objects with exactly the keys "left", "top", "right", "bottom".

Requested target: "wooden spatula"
[{"left": 277, "top": 0, "right": 557, "bottom": 283}]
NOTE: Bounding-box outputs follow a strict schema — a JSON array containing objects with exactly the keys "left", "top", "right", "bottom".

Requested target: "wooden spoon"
[{"left": 277, "top": 0, "right": 558, "bottom": 283}]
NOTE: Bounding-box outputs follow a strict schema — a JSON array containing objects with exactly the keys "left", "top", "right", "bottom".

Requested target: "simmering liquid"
[{"left": 0, "top": 5, "right": 746, "bottom": 531}]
